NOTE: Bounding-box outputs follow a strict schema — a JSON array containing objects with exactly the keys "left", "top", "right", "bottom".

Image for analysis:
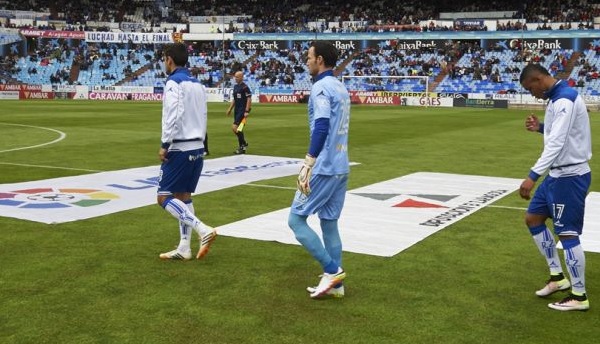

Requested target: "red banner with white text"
[{"left": 19, "top": 29, "right": 85, "bottom": 39}]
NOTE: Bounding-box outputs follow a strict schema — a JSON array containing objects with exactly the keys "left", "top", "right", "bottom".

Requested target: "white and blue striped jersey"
[
  {"left": 532, "top": 80, "right": 592, "bottom": 178},
  {"left": 161, "top": 67, "right": 207, "bottom": 151},
  {"left": 308, "top": 74, "right": 351, "bottom": 175}
]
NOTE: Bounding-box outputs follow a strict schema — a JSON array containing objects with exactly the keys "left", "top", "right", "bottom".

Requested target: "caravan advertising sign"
[{"left": 88, "top": 92, "right": 163, "bottom": 101}]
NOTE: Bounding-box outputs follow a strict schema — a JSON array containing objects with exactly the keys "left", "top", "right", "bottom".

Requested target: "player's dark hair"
[
  {"left": 520, "top": 63, "right": 550, "bottom": 83},
  {"left": 311, "top": 41, "right": 338, "bottom": 68},
  {"left": 163, "top": 43, "right": 188, "bottom": 67}
]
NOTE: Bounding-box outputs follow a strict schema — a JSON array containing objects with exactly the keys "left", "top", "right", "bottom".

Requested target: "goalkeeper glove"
[{"left": 297, "top": 154, "right": 316, "bottom": 195}]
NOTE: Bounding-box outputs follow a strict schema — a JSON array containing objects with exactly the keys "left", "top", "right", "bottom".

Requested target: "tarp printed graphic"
[
  {"left": 218, "top": 172, "right": 523, "bottom": 257},
  {"left": 0, "top": 155, "right": 304, "bottom": 224}
]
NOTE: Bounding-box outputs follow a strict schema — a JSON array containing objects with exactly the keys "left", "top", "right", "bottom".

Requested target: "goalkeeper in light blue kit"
[
  {"left": 519, "top": 63, "right": 592, "bottom": 311},
  {"left": 288, "top": 41, "right": 351, "bottom": 299}
]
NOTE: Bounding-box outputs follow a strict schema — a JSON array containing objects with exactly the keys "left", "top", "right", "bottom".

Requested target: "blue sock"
[
  {"left": 321, "top": 218, "right": 342, "bottom": 267},
  {"left": 288, "top": 212, "right": 336, "bottom": 272},
  {"left": 323, "top": 260, "right": 338, "bottom": 274},
  {"left": 321, "top": 218, "right": 343, "bottom": 281}
]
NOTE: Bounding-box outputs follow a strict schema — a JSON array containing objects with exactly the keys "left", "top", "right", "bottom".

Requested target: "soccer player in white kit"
[
  {"left": 156, "top": 43, "right": 216, "bottom": 260},
  {"left": 288, "top": 41, "right": 351, "bottom": 299},
  {"left": 519, "top": 64, "right": 592, "bottom": 311}
]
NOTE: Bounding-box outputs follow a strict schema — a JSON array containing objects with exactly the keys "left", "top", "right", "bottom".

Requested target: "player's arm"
[
  {"left": 529, "top": 99, "right": 574, "bottom": 180},
  {"left": 297, "top": 90, "right": 331, "bottom": 195},
  {"left": 159, "top": 80, "right": 181, "bottom": 161}
]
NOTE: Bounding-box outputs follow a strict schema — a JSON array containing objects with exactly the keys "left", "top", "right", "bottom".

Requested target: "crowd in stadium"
[
  {"left": 1, "top": 0, "right": 599, "bottom": 32},
  {"left": 1, "top": 0, "right": 600, "bottom": 94}
]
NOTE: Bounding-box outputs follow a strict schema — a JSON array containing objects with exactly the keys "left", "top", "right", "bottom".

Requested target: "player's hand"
[
  {"left": 519, "top": 177, "right": 535, "bottom": 200},
  {"left": 297, "top": 154, "right": 316, "bottom": 196},
  {"left": 525, "top": 114, "right": 540, "bottom": 132},
  {"left": 226, "top": 109, "right": 231, "bottom": 117},
  {"left": 158, "top": 148, "right": 168, "bottom": 162}
]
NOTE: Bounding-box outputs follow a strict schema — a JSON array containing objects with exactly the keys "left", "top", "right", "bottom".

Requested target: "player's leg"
[
  {"left": 525, "top": 176, "right": 569, "bottom": 296},
  {"left": 288, "top": 212, "right": 335, "bottom": 270},
  {"left": 319, "top": 174, "right": 349, "bottom": 267},
  {"left": 183, "top": 199, "right": 210, "bottom": 238},
  {"left": 289, "top": 175, "right": 346, "bottom": 298},
  {"left": 185, "top": 150, "right": 216, "bottom": 259},
  {"left": 174, "top": 193, "right": 193, "bottom": 254},
  {"left": 157, "top": 192, "right": 194, "bottom": 260},
  {"left": 157, "top": 150, "right": 215, "bottom": 259},
  {"left": 320, "top": 219, "right": 342, "bottom": 265},
  {"left": 317, "top": 174, "right": 349, "bottom": 297},
  {"left": 548, "top": 173, "right": 590, "bottom": 311},
  {"left": 156, "top": 150, "right": 193, "bottom": 259}
]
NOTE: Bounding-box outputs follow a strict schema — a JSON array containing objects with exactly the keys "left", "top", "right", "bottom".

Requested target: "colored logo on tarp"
[
  {"left": 0, "top": 188, "right": 120, "bottom": 208},
  {"left": 352, "top": 192, "right": 457, "bottom": 208}
]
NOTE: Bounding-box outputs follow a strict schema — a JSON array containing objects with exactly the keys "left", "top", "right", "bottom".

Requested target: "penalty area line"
[{"left": 0, "top": 161, "right": 103, "bottom": 173}]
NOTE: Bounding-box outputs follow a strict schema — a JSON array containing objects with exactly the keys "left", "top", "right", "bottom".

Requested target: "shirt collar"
[
  {"left": 313, "top": 69, "right": 334, "bottom": 83},
  {"left": 543, "top": 79, "right": 563, "bottom": 99},
  {"left": 169, "top": 67, "right": 189, "bottom": 77}
]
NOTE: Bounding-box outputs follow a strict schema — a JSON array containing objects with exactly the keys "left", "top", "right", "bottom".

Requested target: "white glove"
[{"left": 297, "top": 154, "right": 316, "bottom": 195}]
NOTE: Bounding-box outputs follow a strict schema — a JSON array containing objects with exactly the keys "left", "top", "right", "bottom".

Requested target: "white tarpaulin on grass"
[
  {"left": 0, "top": 155, "right": 303, "bottom": 224},
  {"left": 579, "top": 191, "right": 600, "bottom": 253},
  {"left": 218, "top": 172, "right": 523, "bottom": 257}
]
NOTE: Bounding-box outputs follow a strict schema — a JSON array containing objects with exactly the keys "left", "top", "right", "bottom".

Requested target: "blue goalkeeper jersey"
[{"left": 308, "top": 70, "right": 351, "bottom": 175}]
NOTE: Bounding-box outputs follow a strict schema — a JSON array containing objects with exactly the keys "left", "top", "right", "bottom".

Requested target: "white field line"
[
  {"left": 0, "top": 161, "right": 102, "bottom": 172},
  {"left": 0, "top": 122, "right": 67, "bottom": 153},
  {"left": 488, "top": 205, "right": 527, "bottom": 211}
]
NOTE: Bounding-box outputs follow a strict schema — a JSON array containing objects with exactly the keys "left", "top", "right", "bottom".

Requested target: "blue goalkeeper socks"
[{"left": 288, "top": 212, "right": 338, "bottom": 272}]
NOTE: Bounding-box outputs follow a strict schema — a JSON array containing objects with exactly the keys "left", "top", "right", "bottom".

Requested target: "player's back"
[
  {"left": 311, "top": 75, "right": 350, "bottom": 175},
  {"left": 165, "top": 69, "right": 207, "bottom": 140}
]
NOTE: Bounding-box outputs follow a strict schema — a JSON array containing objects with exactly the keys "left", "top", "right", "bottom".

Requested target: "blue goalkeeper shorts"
[
  {"left": 527, "top": 172, "right": 591, "bottom": 236},
  {"left": 290, "top": 173, "right": 348, "bottom": 220}
]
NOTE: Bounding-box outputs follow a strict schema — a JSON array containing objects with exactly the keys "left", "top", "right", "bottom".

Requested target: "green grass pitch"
[{"left": 1, "top": 100, "right": 599, "bottom": 343}]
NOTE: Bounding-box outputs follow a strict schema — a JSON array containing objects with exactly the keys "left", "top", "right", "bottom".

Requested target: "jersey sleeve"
[
  {"left": 530, "top": 98, "right": 574, "bottom": 177},
  {"left": 312, "top": 84, "right": 331, "bottom": 120},
  {"left": 161, "top": 79, "right": 182, "bottom": 145}
]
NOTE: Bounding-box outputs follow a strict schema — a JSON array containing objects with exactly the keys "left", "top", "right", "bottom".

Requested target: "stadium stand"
[
  {"left": 566, "top": 48, "right": 600, "bottom": 96},
  {"left": 0, "top": 31, "right": 20, "bottom": 45},
  {"left": 0, "top": 0, "right": 599, "bottom": 96}
]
